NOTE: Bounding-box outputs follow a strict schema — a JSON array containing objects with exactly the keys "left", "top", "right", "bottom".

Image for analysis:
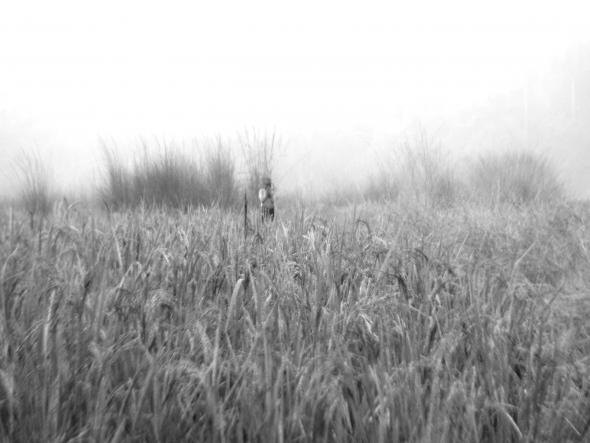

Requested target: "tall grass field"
[
  {"left": 1, "top": 196, "right": 589, "bottom": 442},
  {"left": 2, "top": 143, "right": 590, "bottom": 442}
]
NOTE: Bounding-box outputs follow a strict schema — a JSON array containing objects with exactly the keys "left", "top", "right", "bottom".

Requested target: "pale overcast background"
[{"left": 1, "top": 0, "right": 589, "bottom": 197}]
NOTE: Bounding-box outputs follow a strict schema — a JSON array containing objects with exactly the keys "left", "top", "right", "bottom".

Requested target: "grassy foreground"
[{"left": 1, "top": 201, "right": 589, "bottom": 442}]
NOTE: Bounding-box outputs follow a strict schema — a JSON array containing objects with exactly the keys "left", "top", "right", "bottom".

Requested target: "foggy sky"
[{"left": 1, "top": 0, "right": 589, "bottom": 198}]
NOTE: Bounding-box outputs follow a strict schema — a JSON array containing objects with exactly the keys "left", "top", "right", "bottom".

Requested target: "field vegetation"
[
  {"left": 100, "top": 140, "right": 238, "bottom": 210},
  {"left": 13, "top": 149, "right": 55, "bottom": 225},
  {"left": 1, "top": 140, "right": 589, "bottom": 442}
]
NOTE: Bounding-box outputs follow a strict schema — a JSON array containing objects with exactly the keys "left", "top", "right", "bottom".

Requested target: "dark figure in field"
[{"left": 258, "top": 176, "right": 275, "bottom": 222}]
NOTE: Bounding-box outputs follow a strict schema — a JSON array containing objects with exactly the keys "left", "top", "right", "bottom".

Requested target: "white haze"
[{"left": 1, "top": 0, "right": 589, "bottom": 197}]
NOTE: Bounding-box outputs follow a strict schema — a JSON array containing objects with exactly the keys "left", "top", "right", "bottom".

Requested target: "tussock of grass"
[
  {"left": 356, "top": 138, "right": 561, "bottom": 210},
  {"left": 1, "top": 199, "right": 589, "bottom": 442},
  {"left": 14, "top": 149, "right": 54, "bottom": 222},
  {"left": 351, "top": 132, "right": 463, "bottom": 208},
  {"left": 362, "top": 171, "right": 401, "bottom": 203},
  {"left": 101, "top": 141, "right": 237, "bottom": 210},
  {"left": 470, "top": 150, "right": 564, "bottom": 206}
]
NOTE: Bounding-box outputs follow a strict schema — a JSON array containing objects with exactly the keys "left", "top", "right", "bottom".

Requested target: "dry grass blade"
[
  {"left": 226, "top": 277, "right": 245, "bottom": 332},
  {"left": 131, "top": 356, "right": 156, "bottom": 432},
  {"left": 375, "top": 218, "right": 405, "bottom": 284},
  {"left": 109, "top": 418, "right": 127, "bottom": 443}
]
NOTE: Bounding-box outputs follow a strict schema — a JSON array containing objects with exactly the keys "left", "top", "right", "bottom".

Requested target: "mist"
[{"left": 1, "top": 0, "right": 589, "bottom": 199}]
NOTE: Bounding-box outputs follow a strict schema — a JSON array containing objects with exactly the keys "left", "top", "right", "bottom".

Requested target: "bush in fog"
[
  {"left": 392, "top": 131, "right": 463, "bottom": 207},
  {"left": 204, "top": 140, "right": 238, "bottom": 208},
  {"left": 133, "top": 148, "right": 208, "bottom": 208},
  {"left": 101, "top": 141, "right": 237, "bottom": 209},
  {"left": 318, "top": 131, "right": 462, "bottom": 207},
  {"left": 361, "top": 170, "right": 400, "bottom": 203},
  {"left": 470, "top": 150, "right": 564, "bottom": 206},
  {"left": 102, "top": 147, "right": 133, "bottom": 208},
  {"left": 15, "top": 148, "right": 54, "bottom": 221}
]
